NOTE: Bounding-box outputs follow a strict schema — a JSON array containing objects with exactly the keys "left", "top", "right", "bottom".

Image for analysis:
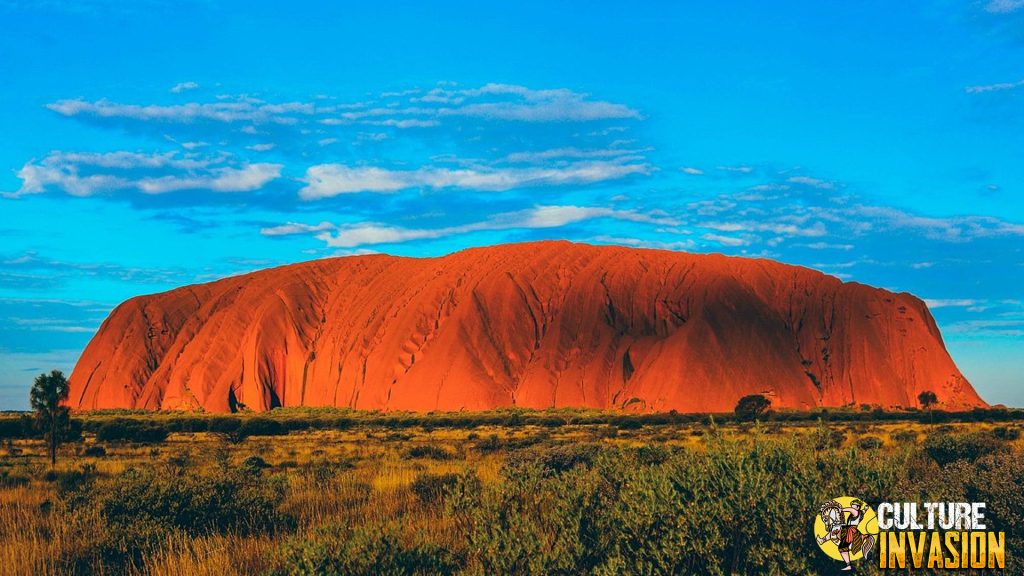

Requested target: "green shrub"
[
  {"left": 207, "top": 416, "right": 242, "bottom": 434},
  {"left": 237, "top": 418, "right": 287, "bottom": 438},
  {"left": 242, "top": 455, "right": 270, "bottom": 474},
  {"left": 506, "top": 443, "right": 599, "bottom": 475},
  {"left": 635, "top": 443, "right": 673, "bottom": 465},
  {"left": 474, "top": 434, "right": 503, "bottom": 453},
  {"left": 448, "top": 439, "right": 860, "bottom": 575},
  {"left": 893, "top": 430, "right": 918, "bottom": 443},
  {"left": 271, "top": 524, "right": 460, "bottom": 576},
  {"left": 0, "top": 470, "right": 30, "bottom": 487},
  {"left": 0, "top": 416, "right": 33, "bottom": 439},
  {"left": 411, "top": 472, "right": 461, "bottom": 505},
  {"left": 813, "top": 427, "right": 846, "bottom": 450},
  {"left": 45, "top": 464, "right": 96, "bottom": 496},
  {"left": 856, "top": 436, "right": 884, "bottom": 450},
  {"left": 404, "top": 445, "right": 453, "bottom": 460},
  {"left": 82, "top": 444, "right": 107, "bottom": 457},
  {"left": 301, "top": 458, "right": 355, "bottom": 487},
  {"left": 993, "top": 426, "right": 1021, "bottom": 441},
  {"left": 73, "top": 464, "right": 293, "bottom": 545},
  {"left": 95, "top": 419, "right": 168, "bottom": 443},
  {"left": 923, "top": 431, "right": 1004, "bottom": 466}
]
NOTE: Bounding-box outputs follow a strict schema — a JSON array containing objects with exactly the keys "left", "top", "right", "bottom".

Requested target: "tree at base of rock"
[
  {"left": 735, "top": 394, "right": 772, "bottom": 421},
  {"left": 30, "top": 370, "right": 71, "bottom": 467},
  {"left": 918, "top": 390, "right": 938, "bottom": 423}
]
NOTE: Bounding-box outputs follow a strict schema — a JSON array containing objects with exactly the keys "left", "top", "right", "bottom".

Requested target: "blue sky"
[{"left": 1, "top": 0, "right": 1023, "bottom": 409}]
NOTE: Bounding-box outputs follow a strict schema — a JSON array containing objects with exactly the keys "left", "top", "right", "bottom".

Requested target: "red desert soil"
[{"left": 68, "top": 241, "right": 985, "bottom": 413}]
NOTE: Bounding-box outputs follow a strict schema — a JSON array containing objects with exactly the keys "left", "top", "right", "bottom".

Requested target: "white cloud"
[
  {"left": 703, "top": 220, "right": 827, "bottom": 238},
  {"left": 9, "top": 318, "right": 96, "bottom": 333},
  {"left": 503, "top": 147, "right": 646, "bottom": 163},
  {"left": 591, "top": 235, "right": 696, "bottom": 251},
  {"left": 787, "top": 175, "right": 835, "bottom": 189},
  {"left": 717, "top": 165, "right": 754, "bottom": 174},
  {"left": 923, "top": 299, "right": 981, "bottom": 309},
  {"left": 965, "top": 78, "right": 1024, "bottom": 93},
  {"left": 846, "top": 205, "right": 1024, "bottom": 241},
  {"left": 984, "top": 0, "right": 1024, "bottom": 13},
  {"left": 701, "top": 233, "right": 749, "bottom": 247},
  {"left": 261, "top": 221, "right": 336, "bottom": 236},
  {"left": 53, "top": 83, "right": 640, "bottom": 130},
  {"left": 308, "top": 204, "right": 676, "bottom": 248},
  {"left": 945, "top": 319, "right": 1024, "bottom": 336},
  {"left": 801, "top": 242, "right": 854, "bottom": 250},
  {"left": 245, "top": 143, "right": 276, "bottom": 152},
  {"left": 48, "top": 98, "right": 318, "bottom": 124},
  {"left": 135, "top": 163, "right": 282, "bottom": 194},
  {"left": 170, "top": 81, "right": 200, "bottom": 93},
  {"left": 434, "top": 83, "right": 641, "bottom": 122},
  {"left": 681, "top": 167, "right": 704, "bottom": 175},
  {"left": 298, "top": 161, "right": 651, "bottom": 199},
  {"left": 6, "top": 151, "right": 281, "bottom": 197}
]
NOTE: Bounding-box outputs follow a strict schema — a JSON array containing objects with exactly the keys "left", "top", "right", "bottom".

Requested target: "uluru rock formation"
[{"left": 69, "top": 241, "right": 985, "bottom": 413}]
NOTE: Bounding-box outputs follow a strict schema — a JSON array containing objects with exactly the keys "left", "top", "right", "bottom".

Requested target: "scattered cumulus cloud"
[
  {"left": 717, "top": 165, "right": 754, "bottom": 174},
  {"left": 6, "top": 151, "right": 281, "bottom": 197},
  {"left": 170, "top": 81, "right": 200, "bottom": 93},
  {"left": 49, "top": 83, "right": 640, "bottom": 129},
  {"left": 48, "top": 97, "right": 319, "bottom": 124},
  {"left": 984, "top": 0, "right": 1024, "bottom": 13},
  {"left": 801, "top": 242, "right": 854, "bottom": 250},
  {"left": 298, "top": 161, "right": 651, "bottom": 199},
  {"left": 965, "top": 78, "right": 1024, "bottom": 93},
  {"left": 787, "top": 175, "right": 835, "bottom": 189},
  {"left": 260, "top": 221, "right": 335, "bottom": 236},
  {"left": 701, "top": 233, "right": 749, "bottom": 247},
  {"left": 273, "top": 205, "right": 678, "bottom": 248},
  {"left": 924, "top": 298, "right": 981, "bottom": 309}
]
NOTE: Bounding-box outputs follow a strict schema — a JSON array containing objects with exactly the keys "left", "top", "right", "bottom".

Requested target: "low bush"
[
  {"left": 82, "top": 444, "right": 107, "bottom": 457},
  {"left": 411, "top": 472, "right": 461, "bottom": 505},
  {"left": 207, "top": 416, "right": 242, "bottom": 434},
  {"left": 813, "top": 427, "right": 846, "bottom": 450},
  {"left": 301, "top": 458, "right": 355, "bottom": 487},
  {"left": 95, "top": 419, "right": 168, "bottom": 443},
  {"left": 856, "top": 436, "right": 884, "bottom": 450},
  {"left": 506, "top": 443, "right": 599, "bottom": 474},
  {"left": 242, "top": 455, "right": 270, "bottom": 473},
  {"left": 237, "top": 417, "right": 287, "bottom": 439},
  {"left": 635, "top": 443, "right": 674, "bottom": 465},
  {"left": 923, "top": 431, "right": 1005, "bottom": 466},
  {"left": 88, "top": 465, "right": 292, "bottom": 536},
  {"left": 993, "top": 426, "right": 1021, "bottom": 441},
  {"left": 271, "top": 524, "right": 460, "bottom": 576},
  {"left": 473, "top": 434, "right": 503, "bottom": 453},
  {"left": 404, "top": 445, "right": 453, "bottom": 460},
  {"left": 892, "top": 430, "right": 918, "bottom": 443}
]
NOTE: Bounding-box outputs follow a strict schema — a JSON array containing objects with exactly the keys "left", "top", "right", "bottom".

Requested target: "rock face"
[{"left": 69, "top": 241, "right": 984, "bottom": 413}]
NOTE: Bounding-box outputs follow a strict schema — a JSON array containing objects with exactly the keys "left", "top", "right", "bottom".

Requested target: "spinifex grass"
[{"left": 0, "top": 416, "right": 1019, "bottom": 575}]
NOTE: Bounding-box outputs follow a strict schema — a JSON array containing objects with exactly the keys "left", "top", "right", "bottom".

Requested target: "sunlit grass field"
[{"left": 0, "top": 410, "right": 1020, "bottom": 575}]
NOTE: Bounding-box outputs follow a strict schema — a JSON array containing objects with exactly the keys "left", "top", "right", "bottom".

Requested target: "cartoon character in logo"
[{"left": 815, "top": 497, "right": 877, "bottom": 571}]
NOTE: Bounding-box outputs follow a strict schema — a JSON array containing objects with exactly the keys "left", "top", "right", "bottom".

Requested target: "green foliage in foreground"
[{"left": 37, "top": 426, "right": 1024, "bottom": 575}]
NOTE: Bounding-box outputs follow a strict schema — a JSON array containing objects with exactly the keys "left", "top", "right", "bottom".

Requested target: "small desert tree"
[
  {"left": 918, "top": 390, "right": 938, "bottom": 423},
  {"left": 735, "top": 394, "right": 771, "bottom": 421},
  {"left": 30, "top": 370, "right": 71, "bottom": 466}
]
